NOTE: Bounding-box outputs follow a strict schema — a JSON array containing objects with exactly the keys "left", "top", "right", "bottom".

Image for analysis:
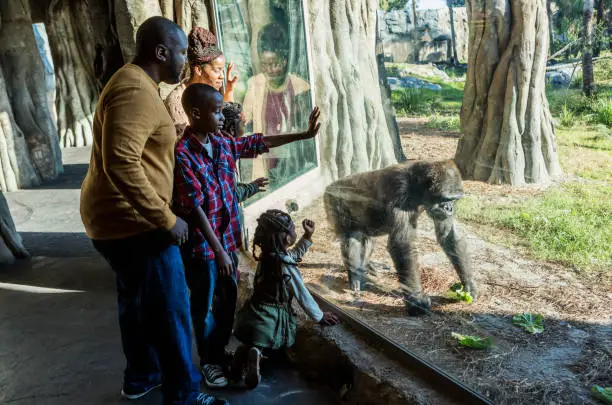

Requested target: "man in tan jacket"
[{"left": 80, "top": 16, "right": 227, "bottom": 405}]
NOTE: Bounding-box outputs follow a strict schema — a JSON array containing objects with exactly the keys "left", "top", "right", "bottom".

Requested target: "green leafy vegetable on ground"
[
  {"left": 451, "top": 332, "right": 492, "bottom": 349},
  {"left": 591, "top": 385, "right": 612, "bottom": 404},
  {"left": 446, "top": 282, "right": 473, "bottom": 303},
  {"left": 512, "top": 313, "right": 545, "bottom": 334}
]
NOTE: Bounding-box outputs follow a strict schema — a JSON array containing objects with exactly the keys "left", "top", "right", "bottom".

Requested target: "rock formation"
[{"left": 377, "top": 6, "right": 468, "bottom": 63}]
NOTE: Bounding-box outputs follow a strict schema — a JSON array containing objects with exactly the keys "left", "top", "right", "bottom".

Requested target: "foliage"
[
  {"left": 591, "top": 98, "right": 612, "bottom": 128},
  {"left": 512, "top": 313, "right": 545, "bottom": 334},
  {"left": 446, "top": 282, "right": 473, "bottom": 303},
  {"left": 591, "top": 385, "right": 612, "bottom": 404},
  {"left": 451, "top": 333, "right": 492, "bottom": 349},
  {"left": 379, "top": 0, "right": 409, "bottom": 11},
  {"left": 390, "top": 73, "right": 463, "bottom": 117},
  {"left": 426, "top": 114, "right": 461, "bottom": 132},
  {"left": 559, "top": 104, "right": 575, "bottom": 128},
  {"left": 458, "top": 182, "right": 612, "bottom": 273}
]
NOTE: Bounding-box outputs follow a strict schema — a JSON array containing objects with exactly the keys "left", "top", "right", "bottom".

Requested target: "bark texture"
[
  {"left": 0, "top": 0, "right": 62, "bottom": 189},
  {"left": 45, "top": 0, "right": 98, "bottom": 147},
  {"left": 0, "top": 190, "right": 28, "bottom": 265},
  {"left": 455, "top": 0, "right": 562, "bottom": 185},
  {"left": 448, "top": 0, "right": 459, "bottom": 64},
  {"left": 308, "top": 0, "right": 398, "bottom": 181},
  {"left": 582, "top": 0, "right": 595, "bottom": 96}
]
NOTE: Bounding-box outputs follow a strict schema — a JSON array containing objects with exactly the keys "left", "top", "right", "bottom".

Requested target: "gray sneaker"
[{"left": 193, "top": 392, "right": 229, "bottom": 405}]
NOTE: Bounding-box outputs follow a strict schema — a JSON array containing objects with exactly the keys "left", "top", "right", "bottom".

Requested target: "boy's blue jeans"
[
  {"left": 184, "top": 252, "right": 239, "bottom": 366},
  {"left": 92, "top": 230, "right": 201, "bottom": 405}
]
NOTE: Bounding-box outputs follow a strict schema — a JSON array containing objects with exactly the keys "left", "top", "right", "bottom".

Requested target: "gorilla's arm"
[{"left": 427, "top": 202, "right": 476, "bottom": 297}]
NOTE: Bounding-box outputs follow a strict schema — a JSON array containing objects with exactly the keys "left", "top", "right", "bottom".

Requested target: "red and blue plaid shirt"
[{"left": 173, "top": 126, "right": 268, "bottom": 260}]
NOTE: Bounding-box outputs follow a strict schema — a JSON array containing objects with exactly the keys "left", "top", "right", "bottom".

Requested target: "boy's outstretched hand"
[
  {"left": 305, "top": 107, "right": 321, "bottom": 139},
  {"left": 250, "top": 177, "right": 269, "bottom": 193},
  {"left": 319, "top": 312, "right": 340, "bottom": 326},
  {"left": 302, "top": 219, "right": 315, "bottom": 240}
]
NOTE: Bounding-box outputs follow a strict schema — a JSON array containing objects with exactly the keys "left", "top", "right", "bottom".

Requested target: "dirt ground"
[{"left": 296, "top": 118, "right": 612, "bottom": 405}]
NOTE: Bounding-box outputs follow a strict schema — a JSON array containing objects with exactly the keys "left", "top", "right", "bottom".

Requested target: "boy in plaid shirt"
[{"left": 173, "top": 84, "right": 320, "bottom": 388}]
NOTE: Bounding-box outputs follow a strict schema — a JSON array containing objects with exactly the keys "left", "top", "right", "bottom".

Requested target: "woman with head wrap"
[{"left": 165, "top": 26, "right": 238, "bottom": 136}]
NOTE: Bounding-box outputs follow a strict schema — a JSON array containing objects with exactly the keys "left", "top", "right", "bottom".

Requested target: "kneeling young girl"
[{"left": 232, "top": 209, "right": 339, "bottom": 389}]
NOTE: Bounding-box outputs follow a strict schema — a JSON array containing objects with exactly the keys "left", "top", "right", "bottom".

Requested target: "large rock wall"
[{"left": 378, "top": 6, "right": 468, "bottom": 63}]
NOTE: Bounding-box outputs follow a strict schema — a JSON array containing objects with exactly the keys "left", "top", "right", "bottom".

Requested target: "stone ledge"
[{"left": 236, "top": 251, "right": 459, "bottom": 405}]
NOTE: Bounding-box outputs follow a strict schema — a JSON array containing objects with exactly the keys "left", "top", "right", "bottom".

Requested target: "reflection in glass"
[{"left": 215, "top": 0, "right": 317, "bottom": 204}]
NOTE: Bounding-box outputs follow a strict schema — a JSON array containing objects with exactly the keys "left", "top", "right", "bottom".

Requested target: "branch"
[{"left": 548, "top": 40, "right": 578, "bottom": 60}]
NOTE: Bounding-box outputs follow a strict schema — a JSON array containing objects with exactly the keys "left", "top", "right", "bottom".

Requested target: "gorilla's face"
[{"left": 424, "top": 161, "right": 465, "bottom": 205}]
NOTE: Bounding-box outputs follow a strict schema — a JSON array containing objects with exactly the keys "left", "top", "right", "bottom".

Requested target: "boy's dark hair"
[
  {"left": 222, "top": 102, "right": 243, "bottom": 135},
  {"left": 181, "top": 83, "right": 220, "bottom": 116},
  {"left": 257, "top": 22, "right": 289, "bottom": 60},
  {"left": 252, "top": 209, "right": 293, "bottom": 261}
]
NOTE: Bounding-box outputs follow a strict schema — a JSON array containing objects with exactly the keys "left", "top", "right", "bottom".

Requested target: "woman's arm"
[{"left": 223, "top": 62, "right": 238, "bottom": 102}]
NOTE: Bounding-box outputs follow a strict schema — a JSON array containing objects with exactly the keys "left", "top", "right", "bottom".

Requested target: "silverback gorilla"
[{"left": 324, "top": 159, "right": 476, "bottom": 315}]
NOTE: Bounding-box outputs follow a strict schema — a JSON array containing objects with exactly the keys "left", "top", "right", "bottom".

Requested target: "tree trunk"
[
  {"left": 547, "top": 0, "right": 554, "bottom": 56},
  {"left": 455, "top": 0, "right": 562, "bottom": 185},
  {"left": 0, "top": 0, "right": 63, "bottom": 187},
  {"left": 582, "top": 0, "right": 595, "bottom": 96},
  {"left": 308, "top": 0, "right": 398, "bottom": 181},
  {"left": 593, "top": 0, "right": 605, "bottom": 57},
  {"left": 87, "top": 0, "right": 125, "bottom": 88},
  {"left": 412, "top": 0, "right": 418, "bottom": 27},
  {"left": 45, "top": 0, "right": 98, "bottom": 148},
  {"left": 376, "top": 12, "right": 406, "bottom": 162},
  {"left": 0, "top": 190, "right": 29, "bottom": 265},
  {"left": 448, "top": 0, "right": 459, "bottom": 64},
  {"left": 114, "top": 0, "right": 163, "bottom": 62}
]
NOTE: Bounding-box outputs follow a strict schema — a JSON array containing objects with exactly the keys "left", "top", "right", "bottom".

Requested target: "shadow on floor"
[
  {"left": 0, "top": 232, "right": 338, "bottom": 405},
  {"left": 35, "top": 164, "right": 89, "bottom": 190}
]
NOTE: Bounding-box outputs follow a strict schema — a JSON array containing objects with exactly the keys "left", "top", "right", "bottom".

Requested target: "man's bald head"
[{"left": 134, "top": 16, "right": 188, "bottom": 84}]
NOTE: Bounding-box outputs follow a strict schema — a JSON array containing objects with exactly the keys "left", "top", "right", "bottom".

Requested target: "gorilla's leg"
[
  {"left": 427, "top": 201, "right": 477, "bottom": 298},
  {"left": 387, "top": 212, "right": 431, "bottom": 315},
  {"left": 340, "top": 232, "right": 373, "bottom": 292}
]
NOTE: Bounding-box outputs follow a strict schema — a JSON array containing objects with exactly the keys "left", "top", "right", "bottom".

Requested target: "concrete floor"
[{"left": 0, "top": 147, "right": 337, "bottom": 405}]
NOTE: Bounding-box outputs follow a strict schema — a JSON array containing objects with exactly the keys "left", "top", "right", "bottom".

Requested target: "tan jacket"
[{"left": 80, "top": 64, "right": 177, "bottom": 240}]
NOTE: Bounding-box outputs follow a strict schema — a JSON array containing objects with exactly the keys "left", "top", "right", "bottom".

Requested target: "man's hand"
[
  {"left": 302, "top": 219, "right": 315, "bottom": 240},
  {"left": 225, "top": 62, "right": 239, "bottom": 94},
  {"left": 250, "top": 177, "right": 269, "bottom": 193},
  {"left": 305, "top": 107, "right": 321, "bottom": 139},
  {"left": 215, "top": 250, "right": 234, "bottom": 278},
  {"left": 319, "top": 312, "right": 340, "bottom": 326},
  {"left": 169, "top": 217, "right": 189, "bottom": 246}
]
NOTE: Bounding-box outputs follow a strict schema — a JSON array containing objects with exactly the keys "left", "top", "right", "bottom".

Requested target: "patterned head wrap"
[{"left": 187, "top": 27, "right": 224, "bottom": 67}]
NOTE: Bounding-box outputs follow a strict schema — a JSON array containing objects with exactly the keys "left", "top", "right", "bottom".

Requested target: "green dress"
[{"left": 234, "top": 238, "right": 323, "bottom": 350}]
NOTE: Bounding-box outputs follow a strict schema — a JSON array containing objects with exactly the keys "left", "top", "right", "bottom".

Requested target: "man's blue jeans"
[
  {"left": 184, "top": 252, "right": 238, "bottom": 366},
  {"left": 93, "top": 230, "right": 201, "bottom": 405}
]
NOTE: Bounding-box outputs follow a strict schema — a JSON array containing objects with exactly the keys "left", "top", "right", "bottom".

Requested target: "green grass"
[
  {"left": 458, "top": 182, "right": 612, "bottom": 273},
  {"left": 392, "top": 80, "right": 464, "bottom": 116},
  {"left": 426, "top": 113, "right": 461, "bottom": 132}
]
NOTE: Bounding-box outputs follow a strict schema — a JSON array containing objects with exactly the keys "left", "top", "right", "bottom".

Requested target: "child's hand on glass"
[
  {"left": 250, "top": 177, "right": 269, "bottom": 193},
  {"left": 319, "top": 312, "right": 340, "bottom": 326},
  {"left": 302, "top": 219, "right": 315, "bottom": 240},
  {"left": 305, "top": 107, "right": 321, "bottom": 139}
]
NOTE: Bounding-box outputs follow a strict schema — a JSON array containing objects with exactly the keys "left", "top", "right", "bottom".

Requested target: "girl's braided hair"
[
  {"left": 222, "top": 102, "right": 243, "bottom": 136},
  {"left": 252, "top": 209, "right": 294, "bottom": 261}
]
